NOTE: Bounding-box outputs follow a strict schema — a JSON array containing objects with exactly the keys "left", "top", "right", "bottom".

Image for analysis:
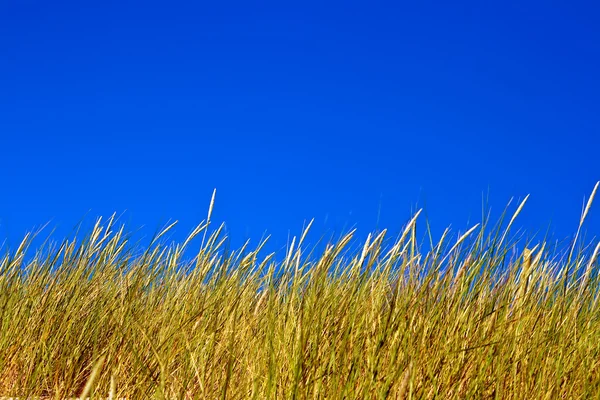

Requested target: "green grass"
[{"left": 1, "top": 184, "right": 600, "bottom": 399}]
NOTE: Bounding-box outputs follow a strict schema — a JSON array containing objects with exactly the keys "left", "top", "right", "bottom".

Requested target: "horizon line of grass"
[{"left": 0, "top": 183, "right": 599, "bottom": 399}]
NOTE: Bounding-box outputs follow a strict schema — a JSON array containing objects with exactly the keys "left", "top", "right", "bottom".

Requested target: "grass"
[{"left": 1, "top": 184, "right": 600, "bottom": 399}]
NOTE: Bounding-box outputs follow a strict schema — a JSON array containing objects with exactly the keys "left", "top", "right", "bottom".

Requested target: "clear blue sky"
[{"left": 1, "top": 0, "right": 598, "bottom": 252}]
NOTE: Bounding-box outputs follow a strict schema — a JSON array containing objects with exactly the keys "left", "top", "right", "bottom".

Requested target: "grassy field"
[{"left": 1, "top": 184, "right": 600, "bottom": 399}]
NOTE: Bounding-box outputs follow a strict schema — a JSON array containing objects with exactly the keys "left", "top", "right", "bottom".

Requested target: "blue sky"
[{"left": 1, "top": 0, "right": 598, "bottom": 253}]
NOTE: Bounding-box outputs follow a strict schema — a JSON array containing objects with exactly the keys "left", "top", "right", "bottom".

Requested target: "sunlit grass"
[{"left": 1, "top": 184, "right": 599, "bottom": 399}]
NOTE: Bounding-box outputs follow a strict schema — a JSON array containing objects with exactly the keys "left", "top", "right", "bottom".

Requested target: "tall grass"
[{"left": 1, "top": 184, "right": 600, "bottom": 399}]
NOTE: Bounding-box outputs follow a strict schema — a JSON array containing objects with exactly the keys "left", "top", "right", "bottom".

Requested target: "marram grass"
[{"left": 1, "top": 185, "right": 600, "bottom": 399}]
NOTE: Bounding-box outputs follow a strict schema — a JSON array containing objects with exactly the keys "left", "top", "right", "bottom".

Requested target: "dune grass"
[{"left": 1, "top": 184, "right": 600, "bottom": 399}]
